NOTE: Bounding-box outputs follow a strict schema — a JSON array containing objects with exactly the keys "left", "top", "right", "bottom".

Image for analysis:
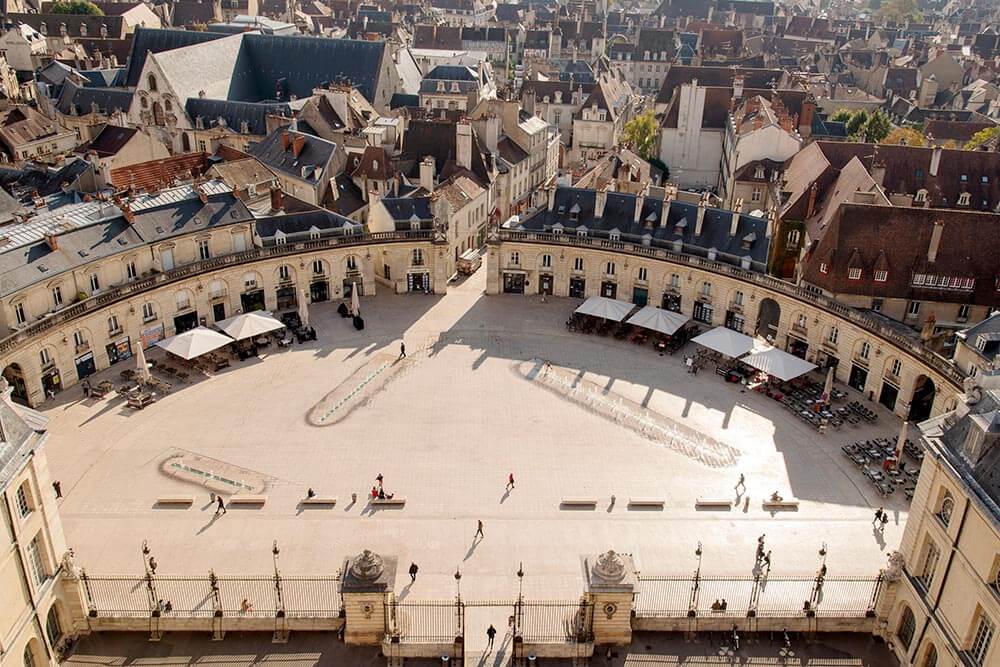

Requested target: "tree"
[
  {"left": 879, "top": 0, "right": 920, "bottom": 23},
  {"left": 622, "top": 110, "right": 658, "bottom": 160},
  {"left": 50, "top": 1, "right": 103, "bottom": 15},
  {"left": 965, "top": 126, "right": 1000, "bottom": 150},
  {"left": 861, "top": 110, "right": 892, "bottom": 143},
  {"left": 845, "top": 110, "right": 869, "bottom": 137},
  {"left": 829, "top": 109, "right": 854, "bottom": 123},
  {"left": 881, "top": 126, "right": 927, "bottom": 146}
]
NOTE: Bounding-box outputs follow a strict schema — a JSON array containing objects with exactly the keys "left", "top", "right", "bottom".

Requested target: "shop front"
[
  {"left": 539, "top": 273, "right": 553, "bottom": 295},
  {"left": 661, "top": 293, "right": 681, "bottom": 312},
  {"left": 879, "top": 380, "right": 899, "bottom": 411},
  {"left": 241, "top": 289, "right": 266, "bottom": 312},
  {"left": 41, "top": 367, "right": 61, "bottom": 395},
  {"left": 816, "top": 350, "right": 839, "bottom": 370},
  {"left": 503, "top": 271, "right": 526, "bottom": 294},
  {"left": 407, "top": 271, "right": 430, "bottom": 293},
  {"left": 600, "top": 281, "right": 617, "bottom": 299},
  {"left": 276, "top": 286, "right": 297, "bottom": 311},
  {"left": 724, "top": 309, "right": 745, "bottom": 333},
  {"left": 693, "top": 301, "right": 713, "bottom": 325},
  {"left": 632, "top": 286, "right": 648, "bottom": 306},
  {"left": 212, "top": 302, "right": 226, "bottom": 323},
  {"left": 848, "top": 363, "right": 868, "bottom": 392},
  {"left": 342, "top": 279, "right": 362, "bottom": 299},
  {"left": 786, "top": 334, "right": 809, "bottom": 359},
  {"left": 105, "top": 336, "right": 133, "bottom": 365},
  {"left": 569, "top": 277, "right": 586, "bottom": 298},
  {"left": 141, "top": 324, "right": 165, "bottom": 349},
  {"left": 75, "top": 351, "right": 96, "bottom": 380},
  {"left": 173, "top": 310, "right": 199, "bottom": 334},
  {"left": 312, "top": 280, "right": 331, "bottom": 302}
]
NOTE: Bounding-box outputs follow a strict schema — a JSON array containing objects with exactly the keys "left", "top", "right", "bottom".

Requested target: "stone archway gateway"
[
  {"left": 1, "top": 363, "right": 28, "bottom": 404},
  {"left": 909, "top": 375, "right": 936, "bottom": 423},
  {"left": 756, "top": 297, "right": 781, "bottom": 342}
]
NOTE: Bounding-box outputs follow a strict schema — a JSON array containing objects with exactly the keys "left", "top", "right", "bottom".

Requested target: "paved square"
[{"left": 42, "top": 267, "right": 908, "bottom": 603}]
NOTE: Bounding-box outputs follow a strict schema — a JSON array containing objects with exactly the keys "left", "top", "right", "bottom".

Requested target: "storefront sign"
[{"left": 141, "top": 324, "right": 165, "bottom": 349}]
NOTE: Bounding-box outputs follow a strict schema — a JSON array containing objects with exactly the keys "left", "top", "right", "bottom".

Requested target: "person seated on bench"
[
  {"left": 770, "top": 491, "right": 784, "bottom": 502},
  {"left": 711, "top": 599, "right": 722, "bottom": 611},
  {"left": 378, "top": 488, "right": 385, "bottom": 500},
  {"left": 370, "top": 486, "right": 379, "bottom": 499},
  {"left": 307, "top": 488, "right": 316, "bottom": 499}
]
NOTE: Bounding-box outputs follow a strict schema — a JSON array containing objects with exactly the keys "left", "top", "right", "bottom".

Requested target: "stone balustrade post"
[
  {"left": 341, "top": 549, "right": 397, "bottom": 646},
  {"left": 583, "top": 550, "right": 637, "bottom": 647}
]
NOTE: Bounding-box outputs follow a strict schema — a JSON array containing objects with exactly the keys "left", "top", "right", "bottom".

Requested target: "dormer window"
[
  {"left": 148, "top": 74, "right": 158, "bottom": 92},
  {"left": 914, "top": 189, "right": 927, "bottom": 204},
  {"left": 849, "top": 268, "right": 862, "bottom": 280},
  {"left": 569, "top": 203, "right": 581, "bottom": 222},
  {"left": 820, "top": 262, "right": 829, "bottom": 274},
  {"left": 275, "top": 231, "right": 286, "bottom": 245},
  {"left": 958, "top": 192, "right": 971, "bottom": 206},
  {"left": 437, "top": 81, "right": 445, "bottom": 92},
  {"left": 79, "top": 23, "right": 87, "bottom": 36},
  {"left": 754, "top": 166, "right": 765, "bottom": 179},
  {"left": 39, "top": 22, "right": 47, "bottom": 34},
  {"left": 609, "top": 229, "right": 621, "bottom": 241},
  {"left": 875, "top": 270, "right": 888, "bottom": 282},
  {"left": 450, "top": 82, "right": 460, "bottom": 93},
  {"left": 576, "top": 227, "right": 587, "bottom": 237}
]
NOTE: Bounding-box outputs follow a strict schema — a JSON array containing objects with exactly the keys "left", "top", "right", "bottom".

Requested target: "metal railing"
[
  {"left": 385, "top": 600, "right": 461, "bottom": 644},
  {"left": 517, "top": 600, "right": 592, "bottom": 643},
  {"left": 0, "top": 230, "right": 434, "bottom": 356},
  {"left": 494, "top": 229, "right": 964, "bottom": 388},
  {"left": 635, "top": 573, "right": 882, "bottom": 619},
  {"left": 80, "top": 571, "right": 343, "bottom": 619}
]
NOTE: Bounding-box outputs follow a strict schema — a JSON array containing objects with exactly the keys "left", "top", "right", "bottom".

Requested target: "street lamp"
[
  {"left": 454, "top": 567, "right": 462, "bottom": 599},
  {"left": 517, "top": 563, "right": 524, "bottom": 601}
]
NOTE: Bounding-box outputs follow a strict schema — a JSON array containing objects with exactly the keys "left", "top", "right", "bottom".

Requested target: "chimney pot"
[
  {"left": 281, "top": 131, "right": 291, "bottom": 151},
  {"left": 927, "top": 220, "right": 944, "bottom": 263},
  {"left": 292, "top": 134, "right": 306, "bottom": 158}
]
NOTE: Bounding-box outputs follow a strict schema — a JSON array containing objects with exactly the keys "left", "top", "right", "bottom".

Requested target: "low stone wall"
[
  {"left": 632, "top": 615, "right": 874, "bottom": 633},
  {"left": 86, "top": 615, "right": 345, "bottom": 634}
]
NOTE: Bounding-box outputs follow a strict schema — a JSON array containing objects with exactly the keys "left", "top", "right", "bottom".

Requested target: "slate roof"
[
  {"left": 254, "top": 209, "right": 356, "bottom": 239},
  {"left": 123, "top": 27, "right": 229, "bottom": 87},
  {"left": 802, "top": 203, "right": 1000, "bottom": 308},
  {"left": 185, "top": 99, "right": 290, "bottom": 136},
  {"left": 884, "top": 67, "right": 919, "bottom": 95},
  {"left": 126, "top": 188, "right": 253, "bottom": 244},
  {"left": 380, "top": 197, "right": 433, "bottom": 221},
  {"left": 517, "top": 187, "right": 771, "bottom": 270},
  {"left": 0, "top": 159, "right": 93, "bottom": 201},
  {"left": 397, "top": 118, "right": 490, "bottom": 186},
  {"left": 248, "top": 129, "right": 337, "bottom": 183},
  {"left": 957, "top": 312, "right": 1000, "bottom": 361},
  {"left": 7, "top": 13, "right": 125, "bottom": 39},
  {"left": 413, "top": 24, "right": 462, "bottom": 50},
  {"left": 55, "top": 80, "right": 134, "bottom": 116},
  {"left": 86, "top": 125, "right": 137, "bottom": 157},
  {"left": 172, "top": 0, "right": 220, "bottom": 26},
  {"left": 325, "top": 173, "right": 365, "bottom": 217},
  {"left": 655, "top": 65, "right": 788, "bottom": 105},
  {"left": 227, "top": 34, "right": 385, "bottom": 104}
]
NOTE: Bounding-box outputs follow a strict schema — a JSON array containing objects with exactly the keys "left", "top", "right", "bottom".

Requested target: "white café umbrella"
[
  {"left": 134, "top": 337, "right": 151, "bottom": 383},
  {"left": 350, "top": 282, "right": 360, "bottom": 316},
  {"left": 573, "top": 296, "right": 634, "bottom": 322},
  {"left": 691, "top": 326, "right": 756, "bottom": 358},
  {"left": 216, "top": 311, "right": 285, "bottom": 341},
  {"left": 822, "top": 366, "right": 835, "bottom": 402},
  {"left": 156, "top": 327, "right": 234, "bottom": 360},
  {"left": 625, "top": 305, "right": 689, "bottom": 335},
  {"left": 742, "top": 346, "right": 817, "bottom": 382},
  {"left": 298, "top": 289, "right": 310, "bottom": 328}
]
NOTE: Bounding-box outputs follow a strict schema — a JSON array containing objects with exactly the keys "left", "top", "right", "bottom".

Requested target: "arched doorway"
[
  {"left": 756, "top": 298, "right": 781, "bottom": 342},
  {"left": 909, "top": 375, "right": 936, "bottom": 423},
  {"left": 2, "top": 363, "right": 28, "bottom": 404}
]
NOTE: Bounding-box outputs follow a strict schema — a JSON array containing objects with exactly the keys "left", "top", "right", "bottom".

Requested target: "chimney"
[
  {"left": 730, "top": 198, "right": 743, "bottom": 236},
  {"left": 799, "top": 95, "right": 815, "bottom": 138},
  {"left": 633, "top": 191, "right": 644, "bottom": 223},
  {"left": 484, "top": 112, "right": 500, "bottom": 152},
  {"left": 927, "top": 220, "right": 944, "bottom": 263},
  {"left": 694, "top": 193, "right": 708, "bottom": 236},
  {"left": 547, "top": 185, "right": 556, "bottom": 211},
  {"left": 871, "top": 161, "right": 886, "bottom": 186},
  {"left": 595, "top": 186, "right": 608, "bottom": 219},
  {"left": 281, "top": 131, "right": 291, "bottom": 151},
  {"left": 270, "top": 185, "right": 284, "bottom": 212},
  {"left": 122, "top": 203, "right": 134, "bottom": 224},
  {"left": 806, "top": 182, "right": 818, "bottom": 218},
  {"left": 292, "top": 134, "right": 306, "bottom": 158},
  {"left": 419, "top": 156, "right": 435, "bottom": 193},
  {"left": 733, "top": 75, "right": 744, "bottom": 100},
  {"left": 44, "top": 231, "right": 58, "bottom": 250},
  {"left": 929, "top": 145, "right": 942, "bottom": 177},
  {"left": 197, "top": 187, "right": 208, "bottom": 204},
  {"left": 456, "top": 121, "right": 473, "bottom": 171},
  {"left": 523, "top": 87, "right": 536, "bottom": 116},
  {"left": 766, "top": 208, "right": 776, "bottom": 239},
  {"left": 660, "top": 192, "right": 673, "bottom": 227}
]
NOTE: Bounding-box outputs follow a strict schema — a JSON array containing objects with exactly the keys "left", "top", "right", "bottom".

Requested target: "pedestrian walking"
[
  {"left": 475, "top": 519, "right": 484, "bottom": 539},
  {"left": 376, "top": 473, "right": 384, "bottom": 489},
  {"left": 486, "top": 624, "right": 496, "bottom": 650},
  {"left": 399, "top": 342, "right": 406, "bottom": 359},
  {"left": 148, "top": 557, "right": 157, "bottom": 574},
  {"left": 409, "top": 562, "right": 418, "bottom": 582},
  {"left": 506, "top": 473, "right": 515, "bottom": 490},
  {"left": 82, "top": 379, "right": 91, "bottom": 397},
  {"left": 216, "top": 495, "right": 226, "bottom": 515},
  {"left": 52, "top": 481, "right": 62, "bottom": 499},
  {"left": 873, "top": 507, "right": 884, "bottom": 525},
  {"left": 880, "top": 513, "right": 889, "bottom": 531},
  {"left": 763, "top": 550, "right": 771, "bottom": 571},
  {"left": 735, "top": 473, "right": 745, "bottom": 493}
]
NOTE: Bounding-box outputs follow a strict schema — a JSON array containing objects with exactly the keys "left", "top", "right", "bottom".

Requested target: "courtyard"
[{"left": 42, "top": 266, "right": 909, "bottom": 606}]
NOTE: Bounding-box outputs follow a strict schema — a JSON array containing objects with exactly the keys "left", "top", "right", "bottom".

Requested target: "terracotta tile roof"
[{"left": 110, "top": 152, "right": 211, "bottom": 192}]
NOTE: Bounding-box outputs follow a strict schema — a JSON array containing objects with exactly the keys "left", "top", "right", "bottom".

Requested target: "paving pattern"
[{"left": 42, "top": 266, "right": 910, "bottom": 608}]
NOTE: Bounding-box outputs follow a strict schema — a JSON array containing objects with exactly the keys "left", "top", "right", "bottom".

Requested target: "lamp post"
[
  {"left": 273, "top": 540, "right": 285, "bottom": 613},
  {"left": 454, "top": 567, "right": 462, "bottom": 600}
]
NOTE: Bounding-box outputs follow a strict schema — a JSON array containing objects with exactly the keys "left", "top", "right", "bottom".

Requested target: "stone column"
[
  {"left": 341, "top": 549, "right": 397, "bottom": 646},
  {"left": 582, "top": 550, "right": 637, "bottom": 647},
  {"left": 873, "top": 551, "right": 904, "bottom": 640}
]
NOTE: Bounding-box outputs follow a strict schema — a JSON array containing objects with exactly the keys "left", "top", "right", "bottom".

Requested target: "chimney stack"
[
  {"left": 419, "top": 156, "right": 435, "bottom": 193},
  {"left": 456, "top": 121, "right": 473, "bottom": 171},
  {"left": 733, "top": 75, "right": 744, "bottom": 100},
  {"left": 281, "top": 131, "right": 291, "bottom": 151},
  {"left": 292, "top": 134, "right": 306, "bottom": 158},
  {"left": 595, "top": 186, "right": 608, "bottom": 218},
  {"left": 122, "top": 203, "right": 134, "bottom": 224},
  {"left": 806, "top": 182, "right": 818, "bottom": 218},
  {"left": 660, "top": 190, "right": 673, "bottom": 227},
  {"left": 765, "top": 208, "right": 776, "bottom": 239},
  {"left": 695, "top": 192, "right": 709, "bottom": 236},
  {"left": 730, "top": 198, "right": 743, "bottom": 236},
  {"left": 929, "top": 145, "right": 942, "bottom": 177},
  {"left": 44, "top": 231, "right": 58, "bottom": 250},
  {"left": 270, "top": 185, "right": 284, "bottom": 212},
  {"left": 197, "top": 187, "right": 208, "bottom": 204},
  {"left": 927, "top": 220, "right": 944, "bottom": 263},
  {"left": 547, "top": 185, "right": 556, "bottom": 212}
]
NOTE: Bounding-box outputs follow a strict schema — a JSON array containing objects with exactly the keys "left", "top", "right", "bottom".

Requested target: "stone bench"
[
  {"left": 228, "top": 495, "right": 267, "bottom": 506},
  {"left": 696, "top": 498, "right": 733, "bottom": 509},
  {"left": 560, "top": 498, "right": 598, "bottom": 508},
  {"left": 370, "top": 497, "right": 405, "bottom": 507},
  {"left": 300, "top": 497, "right": 337, "bottom": 506},
  {"left": 762, "top": 499, "right": 799, "bottom": 511},
  {"left": 628, "top": 498, "right": 665, "bottom": 509},
  {"left": 156, "top": 496, "right": 194, "bottom": 506}
]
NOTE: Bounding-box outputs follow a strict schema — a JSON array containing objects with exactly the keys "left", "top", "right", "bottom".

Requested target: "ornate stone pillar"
[
  {"left": 582, "top": 550, "right": 637, "bottom": 646},
  {"left": 873, "top": 551, "right": 905, "bottom": 640},
  {"left": 341, "top": 549, "right": 397, "bottom": 645}
]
